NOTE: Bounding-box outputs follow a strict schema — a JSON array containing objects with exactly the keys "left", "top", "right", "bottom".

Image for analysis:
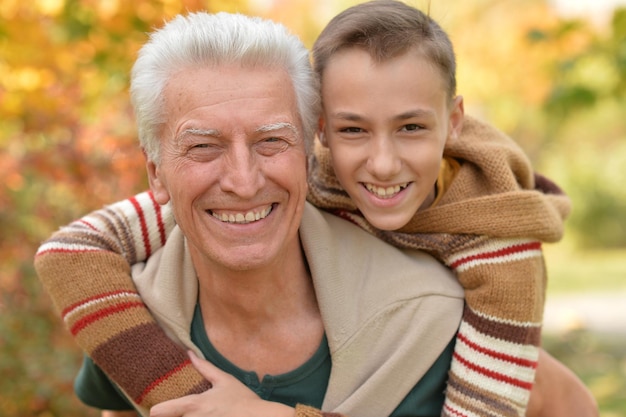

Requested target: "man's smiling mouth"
[
  {"left": 210, "top": 205, "right": 273, "bottom": 224},
  {"left": 364, "top": 182, "right": 409, "bottom": 199}
]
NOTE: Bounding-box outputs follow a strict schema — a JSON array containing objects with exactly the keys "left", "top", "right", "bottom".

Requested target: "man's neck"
[
  {"left": 192, "top": 240, "right": 323, "bottom": 376},
  {"left": 194, "top": 239, "right": 311, "bottom": 312}
]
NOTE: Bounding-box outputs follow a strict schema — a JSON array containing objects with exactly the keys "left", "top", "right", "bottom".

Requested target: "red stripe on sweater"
[
  {"left": 148, "top": 191, "right": 167, "bottom": 246},
  {"left": 78, "top": 219, "right": 99, "bottom": 231},
  {"left": 129, "top": 196, "right": 152, "bottom": 257},
  {"left": 443, "top": 403, "right": 469, "bottom": 417},
  {"left": 453, "top": 352, "right": 534, "bottom": 390},
  {"left": 135, "top": 359, "right": 194, "bottom": 404},
  {"left": 449, "top": 241, "right": 541, "bottom": 269},
  {"left": 458, "top": 332, "right": 538, "bottom": 369},
  {"left": 35, "top": 247, "right": 101, "bottom": 257},
  {"left": 69, "top": 301, "right": 145, "bottom": 335},
  {"left": 62, "top": 290, "right": 138, "bottom": 318}
]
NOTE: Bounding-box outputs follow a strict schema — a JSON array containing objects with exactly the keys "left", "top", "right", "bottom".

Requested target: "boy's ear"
[
  {"left": 317, "top": 117, "right": 329, "bottom": 147},
  {"left": 146, "top": 159, "right": 171, "bottom": 205},
  {"left": 447, "top": 95, "right": 464, "bottom": 143}
]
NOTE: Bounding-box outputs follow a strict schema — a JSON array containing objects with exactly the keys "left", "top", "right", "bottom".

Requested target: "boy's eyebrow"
[
  {"left": 331, "top": 109, "right": 436, "bottom": 120},
  {"left": 331, "top": 112, "right": 365, "bottom": 121},
  {"left": 395, "top": 109, "right": 436, "bottom": 120}
]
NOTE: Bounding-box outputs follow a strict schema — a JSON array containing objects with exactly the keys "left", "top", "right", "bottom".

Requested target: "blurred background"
[{"left": 1, "top": 0, "right": 625, "bottom": 415}]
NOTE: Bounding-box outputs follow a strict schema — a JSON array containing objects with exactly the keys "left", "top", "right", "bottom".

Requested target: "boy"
[{"left": 307, "top": 2, "right": 570, "bottom": 416}]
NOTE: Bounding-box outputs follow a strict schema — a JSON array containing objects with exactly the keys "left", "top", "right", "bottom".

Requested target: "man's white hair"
[{"left": 131, "top": 12, "right": 320, "bottom": 163}]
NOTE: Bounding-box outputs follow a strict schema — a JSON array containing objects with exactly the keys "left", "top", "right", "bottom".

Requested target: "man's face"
[
  {"left": 320, "top": 48, "right": 463, "bottom": 231},
  {"left": 148, "top": 65, "right": 308, "bottom": 273}
]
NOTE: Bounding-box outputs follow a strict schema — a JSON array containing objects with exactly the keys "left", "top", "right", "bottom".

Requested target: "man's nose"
[
  {"left": 220, "top": 143, "right": 265, "bottom": 198},
  {"left": 366, "top": 136, "right": 402, "bottom": 180}
]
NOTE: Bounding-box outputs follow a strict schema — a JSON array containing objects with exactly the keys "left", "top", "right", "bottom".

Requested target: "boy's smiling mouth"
[{"left": 363, "top": 182, "right": 410, "bottom": 199}]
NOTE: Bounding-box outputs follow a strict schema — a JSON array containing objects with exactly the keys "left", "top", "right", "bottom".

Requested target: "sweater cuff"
[{"left": 295, "top": 404, "right": 345, "bottom": 417}]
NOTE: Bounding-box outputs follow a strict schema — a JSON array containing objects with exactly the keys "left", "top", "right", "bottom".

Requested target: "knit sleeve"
[
  {"left": 36, "top": 191, "right": 173, "bottom": 264},
  {"left": 440, "top": 235, "right": 546, "bottom": 417},
  {"left": 34, "top": 191, "right": 211, "bottom": 412}
]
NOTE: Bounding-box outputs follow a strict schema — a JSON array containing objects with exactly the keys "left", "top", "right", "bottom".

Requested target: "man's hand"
[{"left": 149, "top": 351, "right": 295, "bottom": 417}]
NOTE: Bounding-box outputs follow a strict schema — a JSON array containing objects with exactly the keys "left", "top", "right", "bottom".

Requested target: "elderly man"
[{"left": 37, "top": 11, "right": 464, "bottom": 417}]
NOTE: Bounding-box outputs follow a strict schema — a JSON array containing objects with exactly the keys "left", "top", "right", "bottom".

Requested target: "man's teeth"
[
  {"left": 365, "top": 183, "right": 409, "bottom": 199},
  {"left": 212, "top": 206, "right": 272, "bottom": 224}
]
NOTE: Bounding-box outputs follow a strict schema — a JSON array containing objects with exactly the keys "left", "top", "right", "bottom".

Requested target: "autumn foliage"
[{"left": 1, "top": 0, "right": 625, "bottom": 415}]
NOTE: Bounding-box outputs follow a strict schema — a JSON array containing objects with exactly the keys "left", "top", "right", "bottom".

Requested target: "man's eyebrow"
[
  {"left": 256, "top": 122, "right": 298, "bottom": 135},
  {"left": 178, "top": 128, "right": 221, "bottom": 138}
]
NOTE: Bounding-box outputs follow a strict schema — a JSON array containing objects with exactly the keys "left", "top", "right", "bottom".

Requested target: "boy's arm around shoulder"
[
  {"left": 34, "top": 190, "right": 174, "bottom": 320},
  {"left": 33, "top": 191, "right": 212, "bottom": 412}
]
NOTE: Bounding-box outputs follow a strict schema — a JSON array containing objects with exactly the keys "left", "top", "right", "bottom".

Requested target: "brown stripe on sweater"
[
  {"left": 445, "top": 372, "right": 520, "bottom": 416},
  {"left": 142, "top": 361, "right": 211, "bottom": 405},
  {"left": 74, "top": 304, "right": 155, "bottom": 353},
  {"left": 462, "top": 305, "right": 542, "bottom": 346},
  {"left": 91, "top": 322, "right": 205, "bottom": 401},
  {"left": 98, "top": 207, "right": 139, "bottom": 264}
]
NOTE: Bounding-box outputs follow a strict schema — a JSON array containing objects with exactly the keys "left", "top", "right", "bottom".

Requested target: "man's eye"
[
  {"left": 256, "top": 137, "right": 289, "bottom": 155},
  {"left": 185, "top": 142, "right": 222, "bottom": 161}
]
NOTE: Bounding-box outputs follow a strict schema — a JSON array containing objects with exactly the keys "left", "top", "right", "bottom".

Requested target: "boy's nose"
[{"left": 366, "top": 137, "right": 402, "bottom": 180}]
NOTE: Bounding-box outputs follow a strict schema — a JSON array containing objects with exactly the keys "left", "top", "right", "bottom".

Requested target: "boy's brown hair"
[{"left": 312, "top": 0, "right": 457, "bottom": 100}]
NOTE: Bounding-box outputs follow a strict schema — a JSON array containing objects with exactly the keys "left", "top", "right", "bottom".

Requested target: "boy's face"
[{"left": 319, "top": 48, "right": 463, "bottom": 231}]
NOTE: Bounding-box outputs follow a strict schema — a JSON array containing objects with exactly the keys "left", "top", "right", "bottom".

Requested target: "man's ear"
[
  {"left": 447, "top": 95, "right": 465, "bottom": 144},
  {"left": 317, "top": 116, "right": 329, "bottom": 147},
  {"left": 146, "top": 158, "right": 170, "bottom": 205}
]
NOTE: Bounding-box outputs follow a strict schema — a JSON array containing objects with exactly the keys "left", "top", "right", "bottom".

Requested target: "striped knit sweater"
[{"left": 34, "top": 115, "right": 570, "bottom": 417}]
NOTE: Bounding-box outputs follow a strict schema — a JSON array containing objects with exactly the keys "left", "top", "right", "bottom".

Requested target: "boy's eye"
[
  {"left": 402, "top": 124, "right": 421, "bottom": 132},
  {"left": 340, "top": 127, "right": 364, "bottom": 133}
]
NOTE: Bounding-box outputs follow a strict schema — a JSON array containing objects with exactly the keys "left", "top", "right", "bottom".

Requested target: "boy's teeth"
[
  {"left": 212, "top": 206, "right": 272, "bottom": 224},
  {"left": 365, "top": 183, "right": 408, "bottom": 198}
]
